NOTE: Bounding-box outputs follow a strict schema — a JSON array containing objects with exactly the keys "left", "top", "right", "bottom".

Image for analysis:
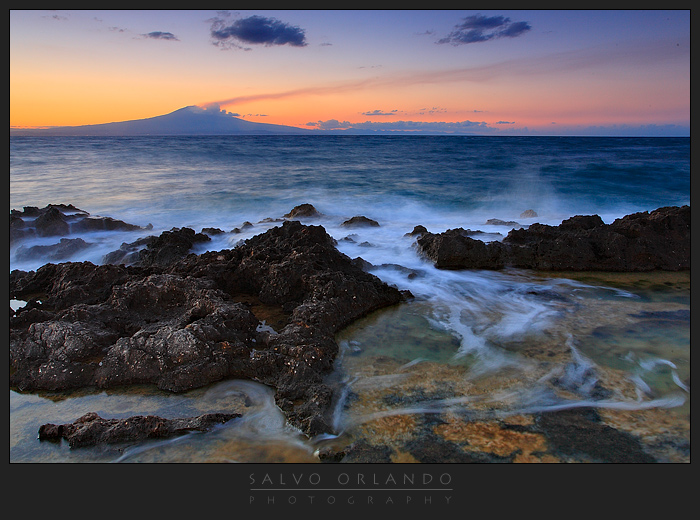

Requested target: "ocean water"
[{"left": 9, "top": 135, "right": 690, "bottom": 462}]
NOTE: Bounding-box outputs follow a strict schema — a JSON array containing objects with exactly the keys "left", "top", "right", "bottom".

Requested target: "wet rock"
[
  {"left": 284, "top": 203, "right": 321, "bottom": 219},
  {"left": 402, "top": 431, "right": 505, "bottom": 463},
  {"left": 416, "top": 206, "right": 690, "bottom": 272},
  {"left": 404, "top": 225, "right": 427, "bottom": 237},
  {"left": 341, "top": 216, "right": 380, "bottom": 228},
  {"left": 485, "top": 218, "right": 522, "bottom": 228},
  {"left": 10, "top": 204, "right": 148, "bottom": 244},
  {"left": 15, "top": 237, "right": 93, "bottom": 262},
  {"left": 70, "top": 216, "right": 146, "bottom": 233},
  {"left": 38, "top": 411, "right": 240, "bottom": 448},
  {"left": 201, "top": 227, "right": 225, "bottom": 236},
  {"left": 103, "top": 236, "right": 155, "bottom": 265},
  {"left": 10, "top": 220, "right": 404, "bottom": 436},
  {"left": 534, "top": 408, "right": 657, "bottom": 463},
  {"left": 34, "top": 206, "right": 70, "bottom": 237},
  {"left": 137, "top": 227, "right": 211, "bottom": 267},
  {"left": 340, "top": 440, "right": 395, "bottom": 463},
  {"left": 416, "top": 228, "right": 507, "bottom": 270},
  {"left": 231, "top": 221, "right": 253, "bottom": 234}
]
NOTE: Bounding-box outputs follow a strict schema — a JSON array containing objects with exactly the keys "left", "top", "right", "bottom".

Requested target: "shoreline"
[{"left": 9, "top": 203, "right": 690, "bottom": 461}]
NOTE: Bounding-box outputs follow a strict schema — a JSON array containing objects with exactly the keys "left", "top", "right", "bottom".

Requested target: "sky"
[{"left": 9, "top": 9, "right": 691, "bottom": 136}]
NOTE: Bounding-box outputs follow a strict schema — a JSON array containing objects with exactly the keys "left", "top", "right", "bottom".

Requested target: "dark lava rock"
[
  {"left": 403, "top": 431, "right": 506, "bottom": 463},
  {"left": 284, "top": 203, "right": 321, "bottom": 219},
  {"left": 16, "top": 237, "right": 93, "bottom": 262},
  {"left": 10, "top": 220, "right": 404, "bottom": 437},
  {"left": 137, "top": 227, "right": 211, "bottom": 267},
  {"left": 416, "top": 206, "right": 690, "bottom": 272},
  {"left": 34, "top": 206, "right": 71, "bottom": 237},
  {"left": 416, "top": 228, "right": 508, "bottom": 270},
  {"left": 38, "top": 411, "right": 240, "bottom": 448},
  {"left": 404, "top": 225, "right": 428, "bottom": 237},
  {"left": 341, "top": 216, "right": 380, "bottom": 228},
  {"left": 201, "top": 227, "right": 225, "bottom": 236},
  {"left": 534, "top": 408, "right": 657, "bottom": 463},
  {"left": 103, "top": 236, "right": 155, "bottom": 265},
  {"left": 340, "top": 440, "right": 395, "bottom": 463},
  {"left": 10, "top": 204, "right": 149, "bottom": 244},
  {"left": 485, "top": 218, "right": 522, "bottom": 228}
]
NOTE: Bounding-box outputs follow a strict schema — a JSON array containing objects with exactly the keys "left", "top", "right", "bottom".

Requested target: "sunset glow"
[{"left": 10, "top": 9, "right": 690, "bottom": 135}]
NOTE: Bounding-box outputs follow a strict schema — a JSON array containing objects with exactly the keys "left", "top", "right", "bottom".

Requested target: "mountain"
[{"left": 9, "top": 106, "right": 316, "bottom": 136}]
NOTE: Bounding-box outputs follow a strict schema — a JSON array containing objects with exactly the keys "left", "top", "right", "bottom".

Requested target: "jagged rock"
[
  {"left": 404, "top": 225, "right": 428, "bottom": 237},
  {"left": 416, "top": 206, "right": 690, "bottom": 272},
  {"left": 10, "top": 220, "right": 405, "bottom": 436},
  {"left": 10, "top": 204, "right": 149, "bottom": 244},
  {"left": 520, "top": 209, "right": 538, "bottom": 218},
  {"left": 103, "top": 236, "right": 155, "bottom": 265},
  {"left": 137, "top": 227, "right": 211, "bottom": 267}
]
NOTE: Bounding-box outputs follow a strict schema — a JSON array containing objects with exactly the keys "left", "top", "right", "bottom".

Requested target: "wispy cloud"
[
  {"left": 437, "top": 14, "right": 531, "bottom": 45},
  {"left": 209, "top": 12, "right": 307, "bottom": 50},
  {"left": 203, "top": 37, "right": 688, "bottom": 112},
  {"left": 140, "top": 31, "right": 179, "bottom": 41}
]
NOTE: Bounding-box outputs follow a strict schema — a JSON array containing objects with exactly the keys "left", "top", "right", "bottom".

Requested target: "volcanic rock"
[
  {"left": 10, "top": 220, "right": 405, "bottom": 436},
  {"left": 38, "top": 411, "right": 240, "bottom": 448},
  {"left": 416, "top": 206, "right": 690, "bottom": 272},
  {"left": 284, "top": 203, "right": 321, "bottom": 219},
  {"left": 341, "top": 216, "right": 380, "bottom": 228},
  {"left": 10, "top": 204, "right": 149, "bottom": 244}
]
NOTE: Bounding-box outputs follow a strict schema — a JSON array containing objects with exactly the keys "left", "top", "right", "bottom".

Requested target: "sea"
[{"left": 9, "top": 135, "right": 691, "bottom": 463}]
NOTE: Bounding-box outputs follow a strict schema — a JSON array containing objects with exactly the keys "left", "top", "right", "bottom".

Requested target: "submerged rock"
[
  {"left": 10, "top": 220, "right": 405, "bottom": 436},
  {"left": 416, "top": 206, "right": 690, "bottom": 272},
  {"left": 38, "top": 411, "right": 240, "bottom": 448}
]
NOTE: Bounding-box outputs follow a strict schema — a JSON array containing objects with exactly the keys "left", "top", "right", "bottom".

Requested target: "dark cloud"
[
  {"left": 142, "top": 31, "right": 179, "bottom": 41},
  {"left": 210, "top": 13, "right": 307, "bottom": 49},
  {"left": 437, "top": 14, "right": 531, "bottom": 45}
]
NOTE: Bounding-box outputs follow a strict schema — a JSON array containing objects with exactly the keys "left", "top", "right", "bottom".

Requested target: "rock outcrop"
[
  {"left": 10, "top": 220, "right": 405, "bottom": 436},
  {"left": 416, "top": 206, "right": 690, "bottom": 272}
]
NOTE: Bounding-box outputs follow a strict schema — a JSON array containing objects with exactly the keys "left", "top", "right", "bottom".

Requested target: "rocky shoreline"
[
  {"left": 10, "top": 205, "right": 406, "bottom": 437},
  {"left": 10, "top": 203, "right": 690, "bottom": 455},
  {"left": 415, "top": 205, "right": 690, "bottom": 271}
]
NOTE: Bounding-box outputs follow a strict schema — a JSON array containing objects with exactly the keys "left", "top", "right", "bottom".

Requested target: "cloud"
[
  {"left": 306, "top": 119, "right": 495, "bottom": 134},
  {"left": 361, "top": 109, "right": 398, "bottom": 116},
  {"left": 141, "top": 31, "right": 179, "bottom": 41},
  {"left": 209, "top": 13, "right": 307, "bottom": 49},
  {"left": 437, "top": 14, "right": 531, "bottom": 45},
  {"left": 203, "top": 37, "right": 688, "bottom": 114}
]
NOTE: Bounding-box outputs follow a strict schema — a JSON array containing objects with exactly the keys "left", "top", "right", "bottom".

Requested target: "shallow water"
[{"left": 10, "top": 270, "right": 689, "bottom": 463}]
